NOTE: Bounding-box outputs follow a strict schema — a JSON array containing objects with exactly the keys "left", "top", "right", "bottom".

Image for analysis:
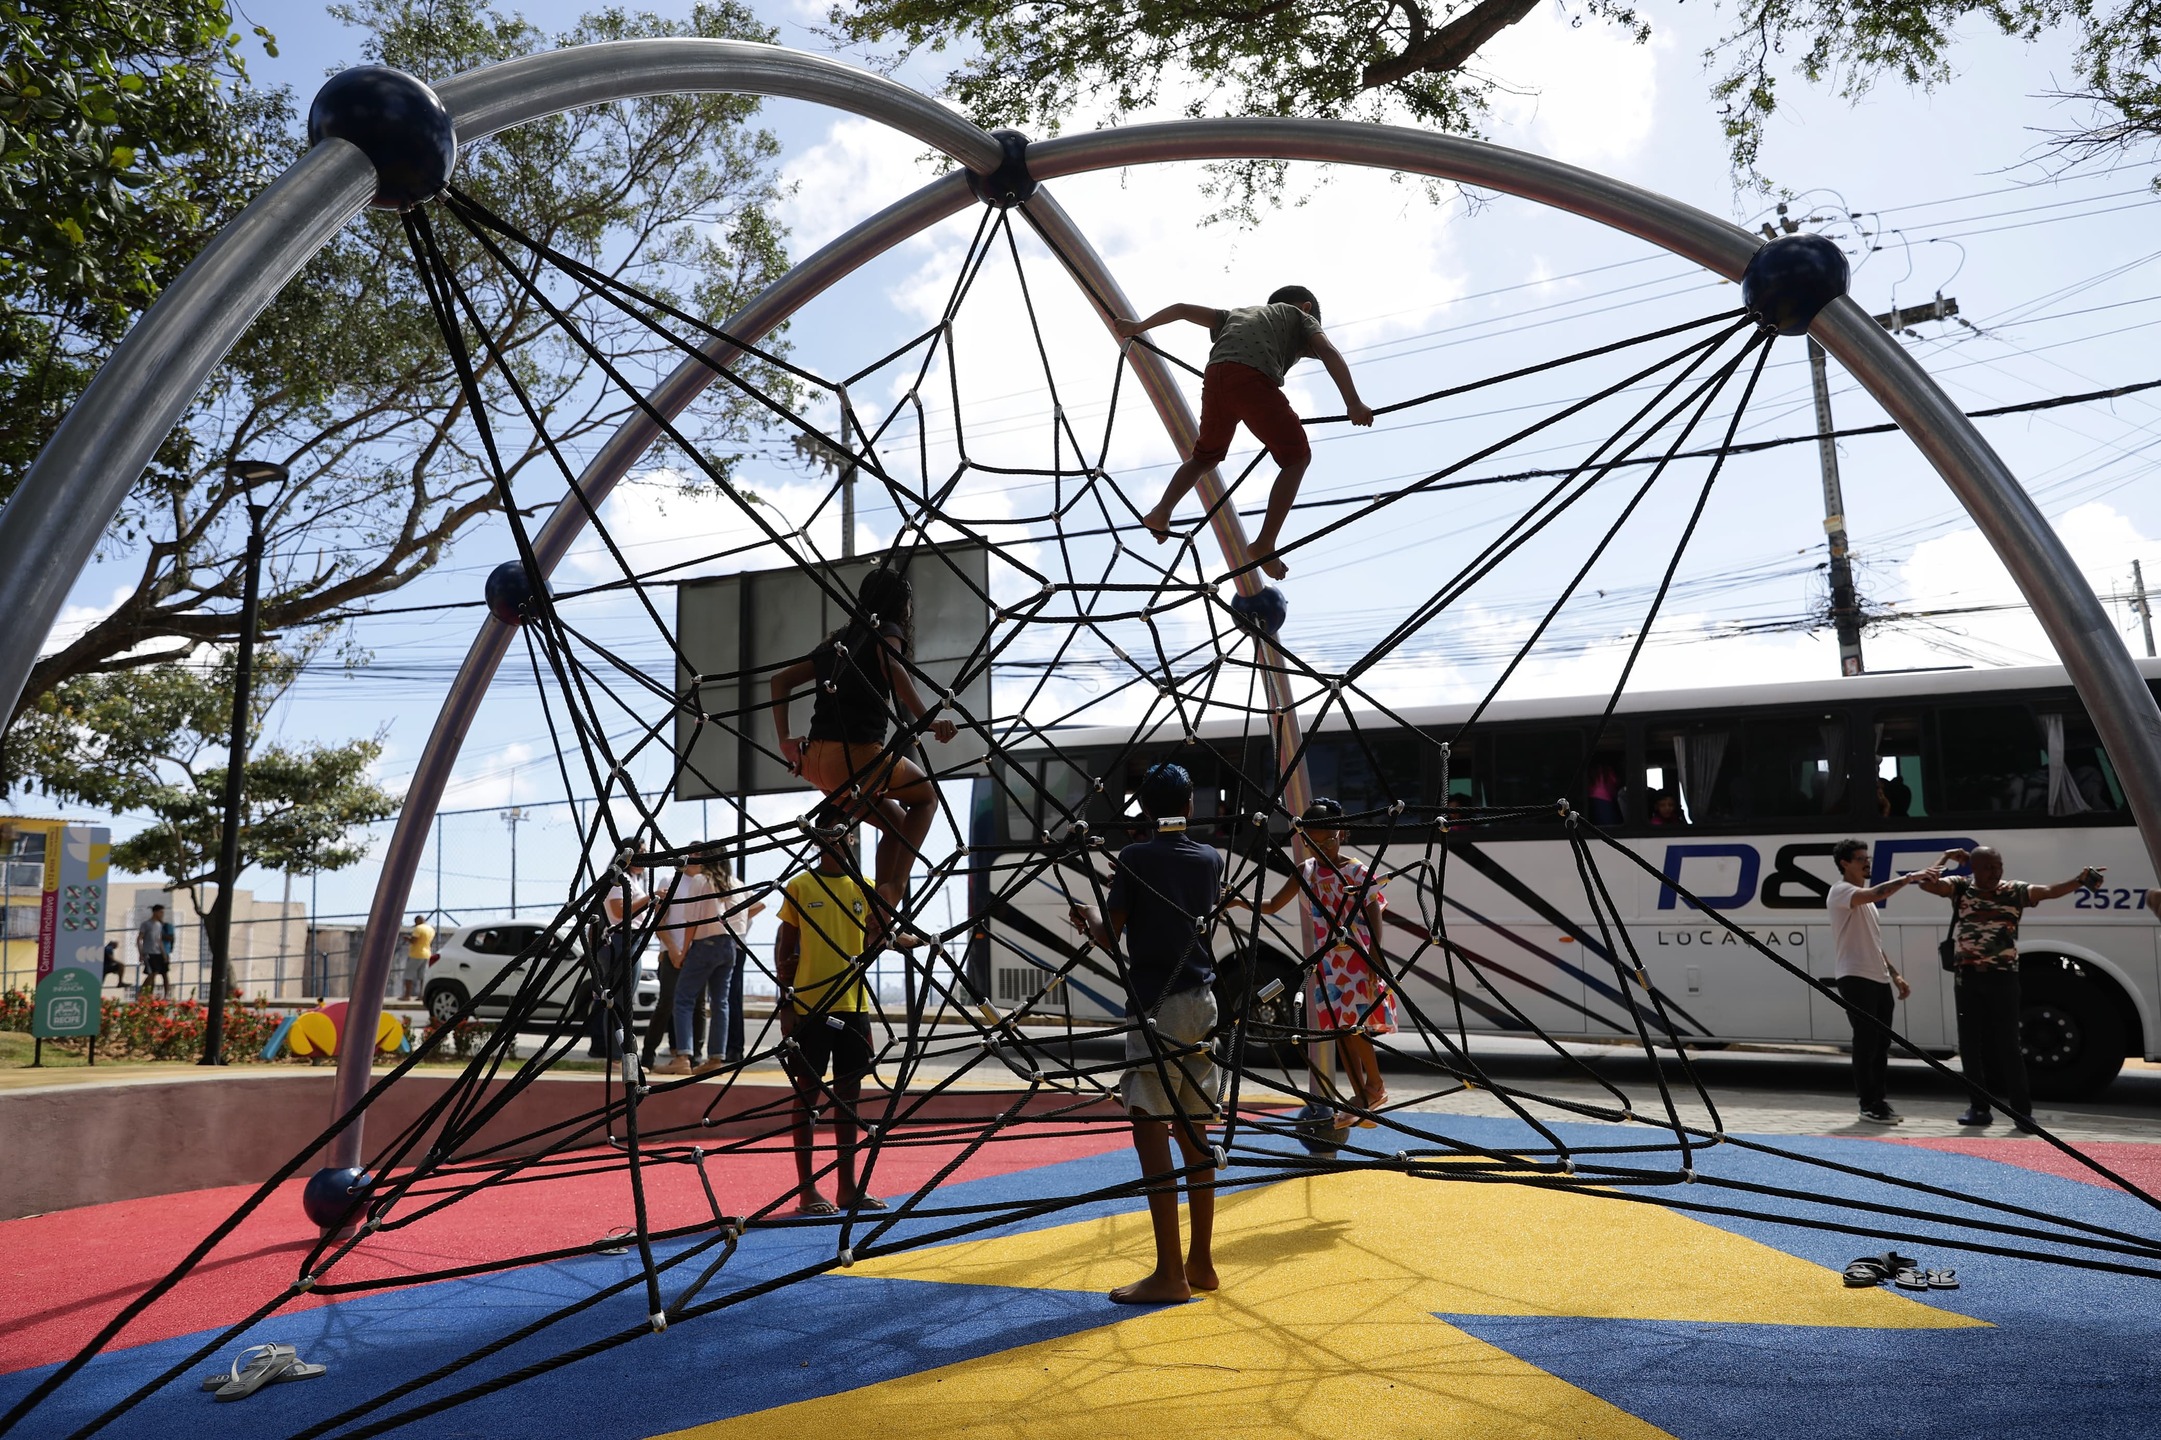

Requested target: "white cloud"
[
  {"left": 42, "top": 584, "right": 133, "bottom": 657},
  {"left": 1480, "top": 4, "right": 1665, "bottom": 167},
  {"left": 778, "top": 116, "right": 954, "bottom": 254}
]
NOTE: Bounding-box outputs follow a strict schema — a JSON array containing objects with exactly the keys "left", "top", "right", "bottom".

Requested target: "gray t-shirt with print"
[{"left": 1207, "top": 303, "right": 1321, "bottom": 385}]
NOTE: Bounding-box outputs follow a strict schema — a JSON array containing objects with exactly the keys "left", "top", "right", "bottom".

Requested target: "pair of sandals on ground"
[
  {"left": 199, "top": 1342, "right": 325, "bottom": 1401},
  {"left": 1843, "top": 1249, "right": 1960, "bottom": 1291}
]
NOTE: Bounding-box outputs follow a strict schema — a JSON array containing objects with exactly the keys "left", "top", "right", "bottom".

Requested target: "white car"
[{"left": 423, "top": 921, "right": 659, "bottom": 1033}]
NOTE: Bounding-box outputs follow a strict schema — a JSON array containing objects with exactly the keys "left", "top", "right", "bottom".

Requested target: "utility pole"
[
  {"left": 1805, "top": 291, "right": 1961, "bottom": 677},
  {"left": 501, "top": 770, "right": 529, "bottom": 918},
  {"left": 840, "top": 404, "right": 857, "bottom": 559},
  {"left": 2134, "top": 559, "right": 2156, "bottom": 658},
  {"left": 203, "top": 472, "right": 279, "bottom": 1064},
  {"left": 1807, "top": 340, "right": 1866, "bottom": 677}
]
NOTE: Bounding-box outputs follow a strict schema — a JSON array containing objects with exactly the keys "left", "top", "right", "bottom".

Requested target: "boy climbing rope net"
[{"left": 1115, "top": 285, "right": 1375, "bottom": 578}]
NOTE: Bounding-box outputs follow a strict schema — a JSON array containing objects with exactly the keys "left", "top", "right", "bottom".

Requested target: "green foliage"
[
  {"left": 7, "top": 0, "right": 798, "bottom": 792},
  {"left": 0, "top": 1, "right": 289, "bottom": 519},
  {"left": 6, "top": 645, "right": 398, "bottom": 892},
  {"left": 827, "top": 0, "right": 2161, "bottom": 195},
  {"left": 823, "top": 0, "right": 1643, "bottom": 212},
  {"left": 0, "top": 989, "right": 286, "bottom": 1062}
]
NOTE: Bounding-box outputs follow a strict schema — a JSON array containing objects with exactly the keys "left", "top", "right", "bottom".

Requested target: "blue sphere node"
[
  {"left": 302, "top": 1165, "right": 374, "bottom": 1229},
  {"left": 1293, "top": 1101, "right": 1347, "bottom": 1157},
  {"left": 1740, "top": 233, "right": 1850, "bottom": 337},
  {"left": 1229, "top": 584, "right": 1289, "bottom": 637},
  {"left": 307, "top": 66, "right": 457, "bottom": 212},
  {"left": 485, "top": 560, "right": 545, "bottom": 625}
]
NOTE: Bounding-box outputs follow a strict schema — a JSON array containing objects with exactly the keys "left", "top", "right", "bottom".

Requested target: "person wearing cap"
[
  {"left": 1067, "top": 761, "right": 1225, "bottom": 1305},
  {"left": 1232, "top": 796, "right": 1394, "bottom": 1125}
]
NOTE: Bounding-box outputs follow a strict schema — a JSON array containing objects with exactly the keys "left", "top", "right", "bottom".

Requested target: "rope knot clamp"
[
  {"left": 966, "top": 129, "right": 1036, "bottom": 209},
  {"left": 650, "top": 1311, "right": 669, "bottom": 1333},
  {"left": 839, "top": 1247, "right": 856, "bottom": 1267}
]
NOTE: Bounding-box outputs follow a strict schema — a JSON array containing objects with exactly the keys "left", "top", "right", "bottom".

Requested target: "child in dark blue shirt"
[{"left": 1069, "top": 762, "right": 1225, "bottom": 1304}]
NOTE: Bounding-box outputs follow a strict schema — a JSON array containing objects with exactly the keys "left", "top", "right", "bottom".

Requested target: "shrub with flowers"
[
  {"left": 2, "top": 989, "right": 287, "bottom": 1063},
  {"left": 420, "top": 1015, "right": 489, "bottom": 1058}
]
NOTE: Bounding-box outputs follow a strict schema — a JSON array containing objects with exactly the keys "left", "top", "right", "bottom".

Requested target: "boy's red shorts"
[{"left": 1192, "top": 361, "right": 1311, "bottom": 470}]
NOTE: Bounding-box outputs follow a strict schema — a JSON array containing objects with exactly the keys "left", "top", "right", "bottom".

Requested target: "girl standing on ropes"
[
  {"left": 769, "top": 566, "right": 957, "bottom": 929},
  {"left": 1231, "top": 797, "right": 1395, "bottom": 1124}
]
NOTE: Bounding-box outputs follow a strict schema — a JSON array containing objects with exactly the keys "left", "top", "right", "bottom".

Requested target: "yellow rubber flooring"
[{"left": 668, "top": 1167, "right": 1976, "bottom": 1438}]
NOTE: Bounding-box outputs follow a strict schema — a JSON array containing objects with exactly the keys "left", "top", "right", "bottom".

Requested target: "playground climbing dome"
[{"left": 8, "top": 44, "right": 2161, "bottom": 1440}]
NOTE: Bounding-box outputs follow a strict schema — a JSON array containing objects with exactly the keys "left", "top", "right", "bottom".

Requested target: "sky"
[{"left": 40, "top": 1, "right": 2161, "bottom": 967}]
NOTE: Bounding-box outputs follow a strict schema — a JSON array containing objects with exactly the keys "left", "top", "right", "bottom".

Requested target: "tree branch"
[{"left": 1362, "top": 0, "right": 1538, "bottom": 89}]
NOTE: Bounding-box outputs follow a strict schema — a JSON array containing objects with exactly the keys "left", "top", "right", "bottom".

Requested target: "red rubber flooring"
[{"left": 0, "top": 1123, "right": 1132, "bottom": 1375}]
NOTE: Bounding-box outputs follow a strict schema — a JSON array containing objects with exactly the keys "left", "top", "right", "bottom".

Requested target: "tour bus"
[{"left": 965, "top": 660, "right": 2161, "bottom": 1099}]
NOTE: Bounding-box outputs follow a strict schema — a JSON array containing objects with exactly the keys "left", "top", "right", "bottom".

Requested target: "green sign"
[{"left": 32, "top": 966, "right": 101, "bottom": 1038}]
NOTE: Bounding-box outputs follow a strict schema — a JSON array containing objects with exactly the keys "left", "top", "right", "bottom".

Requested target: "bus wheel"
[{"left": 2021, "top": 959, "right": 2126, "bottom": 1101}]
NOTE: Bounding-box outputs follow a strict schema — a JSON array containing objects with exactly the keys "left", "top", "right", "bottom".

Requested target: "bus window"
[
  {"left": 998, "top": 759, "right": 1042, "bottom": 843},
  {"left": 1646, "top": 723, "right": 1725, "bottom": 823},
  {"left": 1873, "top": 712, "right": 1930, "bottom": 818},
  {"left": 2041, "top": 708, "right": 2128, "bottom": 815},
  {"left": 1037, "top": 757, "right": 1094, "bottom": 832},
  {"left": 1642, "top": 732, "right": 1685, "bottom": 826},
  {"left": 1306, "top": 731, "right": 1422, "bottom": 817},
  {"left": 1731, "top": 714, "right": 1847, "bottom": 820},
  {"left": 1482, "top": 728, "right": 1583, "bottom": 810},
  {"left": 1937, "top": 704, "right": 2046, "bottom": 814}
]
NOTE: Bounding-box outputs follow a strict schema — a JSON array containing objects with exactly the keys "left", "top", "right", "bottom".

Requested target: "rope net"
[{"left": 12, "top": 182, "right": 2161, "bottom": 1438}]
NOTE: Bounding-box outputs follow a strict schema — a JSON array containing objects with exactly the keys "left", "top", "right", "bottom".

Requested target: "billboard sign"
[
  {"left": 674, "top": 543, "right": 993, "bottom": 800},
  {"left": 27, "top": 822, "right": 111, "bottom": 1038}
]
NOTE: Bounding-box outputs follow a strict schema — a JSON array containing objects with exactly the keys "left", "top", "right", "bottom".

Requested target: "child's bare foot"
[
  {"left": 1110, "top": 1271, "right": 1194, "bottom": 1305},
  {"left": 1257, "top": 549, "right": 1289, "bottom": 580},
  {"left": 1185, "top": 1259, "right": 1219, "bottom": 1292},
  {"left": 1141, "top": 506, "right": 1174, "bottom": 543}
]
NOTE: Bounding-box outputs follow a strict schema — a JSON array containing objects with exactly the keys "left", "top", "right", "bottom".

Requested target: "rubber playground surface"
[{"left": 5, "top": 1116, "right": 2160, "bottom": 1439}]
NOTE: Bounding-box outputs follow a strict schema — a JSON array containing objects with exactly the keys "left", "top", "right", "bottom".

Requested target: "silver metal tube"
[
  {"left": 1024, "top": 118, "right": 2161, "bottom": 871},
  {"left": 0, "top": 143, "right": 375, "bottom": 726},
  {"left": 1018, "top": 193, "right": 1313, "bottom": 819},
  {"left": 1814, "top": 297, "right": 2161, "bottom": 875},
  {"left": 328, "top": 172, "right": 980, "bottom": 1165},
  {"left": 434, "top": 39, "right": 1001, "bottom": 170},
  {"left": 0, "top": 41, "right": 999, "bottom": 735}
]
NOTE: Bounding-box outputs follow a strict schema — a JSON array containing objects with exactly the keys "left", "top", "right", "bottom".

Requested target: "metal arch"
[
  {"left": 2, "top": 41, "right": 2152, "bottom": 1163},
  {"left": 0, "top": 40, "right": 1000, "bottom": 733},
  {"left": 1017, "top": 118, "right": 2161, "bottom": 873}
]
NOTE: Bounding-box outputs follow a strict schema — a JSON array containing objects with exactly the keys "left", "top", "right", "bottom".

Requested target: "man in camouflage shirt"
[{"left": 1918, "top": 845, "right": 2102, "bottom": 1129}]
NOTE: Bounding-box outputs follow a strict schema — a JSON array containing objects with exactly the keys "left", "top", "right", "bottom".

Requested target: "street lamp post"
[{"left": 203, "top": 463, "right": 282, "bottom": 1064}]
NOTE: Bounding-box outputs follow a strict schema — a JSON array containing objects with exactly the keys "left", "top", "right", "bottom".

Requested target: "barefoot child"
[
  {"left": 1231, "top": 797, "right": 1393, "bottom": 1126},
  {"left": 1067, "top": 762, "right": 1224, "bottom": 1304},
  {"left": 776, "top": 825, "right": 884, "bottom": 1216},
  {"left": 1114, "top": 286, "right": 1375, "bottom": 578}
]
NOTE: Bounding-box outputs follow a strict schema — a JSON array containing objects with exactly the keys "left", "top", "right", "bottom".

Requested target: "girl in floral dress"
[{"left": 1231, "top": 797, "right": 1394, "bottom": 1124}]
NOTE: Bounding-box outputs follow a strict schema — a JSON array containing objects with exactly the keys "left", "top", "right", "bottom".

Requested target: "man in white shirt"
[{"left": 1827, "top": 838, "right": 1935, "bottom": 1124}]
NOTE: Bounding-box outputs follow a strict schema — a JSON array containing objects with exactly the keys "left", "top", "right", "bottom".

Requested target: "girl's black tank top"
[{"left": 806, "top": 621, "right": 903, "bottom": 745}]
